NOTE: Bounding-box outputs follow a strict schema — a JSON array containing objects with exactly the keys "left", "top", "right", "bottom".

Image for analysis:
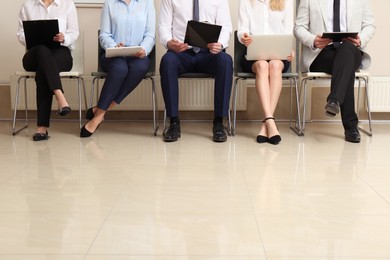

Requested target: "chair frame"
[
  {"left": 299, "top": 71, "right": 372, "bottom": 136},
  {"left": 231, "top": 31, "right": 302, "bottom": 136},
  {"left": 12, "top": 34, "right": 87, "bottom": 136},
  {"left": 90, "top": 35, "right": 159, "bottom": 136}
]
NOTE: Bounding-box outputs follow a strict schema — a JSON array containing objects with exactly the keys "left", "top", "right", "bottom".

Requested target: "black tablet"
[
  {"left": 321, "top": 32, "right": 358, "bottom": 42},
  {"left": 184, "top": 20, "right": 222, "bottom": 49}
]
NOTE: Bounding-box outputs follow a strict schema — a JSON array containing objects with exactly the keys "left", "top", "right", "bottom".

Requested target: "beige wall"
[{"left": 1, "top": 0, "right": 389, "bottom": 121}]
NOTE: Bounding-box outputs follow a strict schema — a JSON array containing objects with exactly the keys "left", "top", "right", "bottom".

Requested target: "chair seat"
[
  {"left": 15, "top": 71, "right": 83, "bottom": 77},
  {"left": 302, "top": 70, "right": 369, "bottom": 78},
  {"left": 91, "top": 71, "right": 107, "bottom": 77},
  {"left": 15, "top": 71, "right": 36, "bottom": 77}
]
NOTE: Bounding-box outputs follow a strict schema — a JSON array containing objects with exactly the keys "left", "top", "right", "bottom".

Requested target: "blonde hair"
[{"left": 251, "top": 0, "right": 285, "bottom": 11}]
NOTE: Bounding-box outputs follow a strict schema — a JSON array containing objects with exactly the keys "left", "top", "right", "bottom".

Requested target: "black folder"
[
  {"left": 184, "top": 20, "right": 222, "bottom": 49},
  {"left": 22, "top": 19, "right": 60, "bottom": 50},
  {"left": 321, "top": 32, "right": 358, "bottom": 42}
]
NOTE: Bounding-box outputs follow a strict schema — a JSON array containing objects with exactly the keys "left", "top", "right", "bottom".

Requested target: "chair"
[
  {"left": 12, "top": 32, "right": 87, "bottom": 135},
  {"left": 231, "top": 31, "right": 301, "bottom": 136},
  {"left": 90, "top": 35, "right": 159, "bottom": 135},
  {"left": 299, "top": 70, "right": 372, "bottom": 137},
  {"left": 162, "top": 72, "right": 232, "bottom": 136}
]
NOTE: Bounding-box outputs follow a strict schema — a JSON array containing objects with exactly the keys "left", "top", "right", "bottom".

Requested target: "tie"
[
  {"left": 193, "top": 0, "right": 200, "bottom": 53},
  {"left": 333, "top": 0, "right": 341, "bottom": 47},
  {"left": 333, "top": 0, "right": 340, "bottom": 32}
]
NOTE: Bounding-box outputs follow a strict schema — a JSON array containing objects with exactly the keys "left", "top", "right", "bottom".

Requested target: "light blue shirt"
[{"left": 99, "top": 0, "right": 155, "bottom": 55}]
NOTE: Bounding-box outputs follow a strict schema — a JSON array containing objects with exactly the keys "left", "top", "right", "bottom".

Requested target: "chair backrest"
[
  {"left": 96, "top": 30, "right": 155, "bottom": 75},
  {"left": 70, "top": 31, "right": 84, "bottom": 73},
  {"left": 234, "top": 30, "right": 246, "bottom": 75}
]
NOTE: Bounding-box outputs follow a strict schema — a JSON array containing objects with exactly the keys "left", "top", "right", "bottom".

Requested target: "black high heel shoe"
[
  {"left": 57, "top": 106, "right": 71, "bottom": 116},
  {"left": 80, "top": 121, "right": 102, "bottom": 138},
  {"left": 85, "top": 106, "right": 97, "bottom": 120},
  {"left": 264, "top": 117, "right": 281, "bottom": 145},
  {"left": 257, "top": 119, "right": 269, "bottom": 143}
]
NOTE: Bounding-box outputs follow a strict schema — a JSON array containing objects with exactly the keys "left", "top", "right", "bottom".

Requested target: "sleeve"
[
  {"left": 140, "top": 0, "right": 156, "bottom": 56},
  {"left": 99, "top": 1, "right": 117, "bottom": 49},
  {"left": 283, "top": 0, "right": 294, "bottom": 34},
  {"left": 359, "top": 0, "right": 375, "bottom": 48},
  {"left": 62, "top": 1, "right": 79, "bottom": 49},
  {"left": 158, "top": 0, "right": 173, "bottom": 48},
  {"left": 237, "top": 0, "right": 249, "bottom": 44},
  {"left": 16, "top": 4, "right": 27, "bottom": 46},
  {"left": 293, "top": 0, "right": 316, "bottom": 49},
  {"left": 215, "top": 0, "right": 232, "bottom": 48}
]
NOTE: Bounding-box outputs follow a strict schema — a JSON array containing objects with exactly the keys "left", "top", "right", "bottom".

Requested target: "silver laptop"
[{"left": 245, "top": 34, "right": 294, "bottom": 61}]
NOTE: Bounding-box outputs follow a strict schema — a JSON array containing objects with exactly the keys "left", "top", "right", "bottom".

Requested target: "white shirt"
[
  {"left": 327, "top": 0, "right": 347, "bottom": 32},
  {"left": 158, "top": 0, "right": 232, "bottom": 49},
  {"left": 237, "top": 0, "right": 293, "bottom": 42},
  {"left": 17, "top": 0, "right": 79, "bottom": 49}
]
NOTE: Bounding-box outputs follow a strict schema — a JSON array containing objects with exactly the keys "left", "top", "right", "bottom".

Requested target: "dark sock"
[
  {"left": 170, "top": 116, "right": 180, "bottom": 124},
  {"left": 213, "top": 116, "right": 223, "bottom": 124}
]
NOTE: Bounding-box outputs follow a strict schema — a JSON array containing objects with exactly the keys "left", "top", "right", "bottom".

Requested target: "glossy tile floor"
[{"left": 0, "top": 119, "right": 390, "bottom": 260}]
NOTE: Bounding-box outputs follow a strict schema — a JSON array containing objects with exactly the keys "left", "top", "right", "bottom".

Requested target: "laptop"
[
  {"left": 22, "top": 19, "right": 60, "bottom": 50},
  {"left": 245, "top": 34, "right": 294, "bottom": 61},
  {"left": 105, "top": 46, "right": 142, "bottom": 58}
]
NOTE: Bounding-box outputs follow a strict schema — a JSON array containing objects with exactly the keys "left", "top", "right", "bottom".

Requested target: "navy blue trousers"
[
  {"left": 160, "top": 49, "right": 233, "bottom": 118},
  {"left": 98, "top": 54, "right": 150, "bottom": 110}
]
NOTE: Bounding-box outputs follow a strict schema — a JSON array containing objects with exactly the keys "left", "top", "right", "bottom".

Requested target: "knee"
[
  {"left": 160, "top": 52, "right": 179, "bottom": 74},
  {"left": 109, "top": 61, "right": 128, "bottom": 76},
  {"left": 252, "top": 60, "right": 269, "bottom": 74},
  {"left": 216, "top": 52, "right": 233, "bottom": 66},
  {"left": 268, "top": 60, "right": 284, "bottom": 75}
]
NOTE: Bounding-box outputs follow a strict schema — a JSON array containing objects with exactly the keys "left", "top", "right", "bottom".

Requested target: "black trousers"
[
  {"left": 310, "top": 41, "right": 362, "bottom": 130},
  {"left": 22, "top": 45, "right": 73, "bottom": 127}
]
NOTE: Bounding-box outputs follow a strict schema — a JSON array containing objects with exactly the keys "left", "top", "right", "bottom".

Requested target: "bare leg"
[
  {"left": 265, "top": 60, "right": 284, "bottom": 138},
  {"left": 53, "top": 89, "right": 69, "bottom": 109},
  {"left": 252, "top": 61, "right": 270, "bottom": 137}
]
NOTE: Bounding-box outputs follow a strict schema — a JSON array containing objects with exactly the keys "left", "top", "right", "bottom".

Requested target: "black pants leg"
[
  {"left": 310, "top": 42, "right": 362, "bottom": 130},
  {"left": 22, "top": 45, "right": 73, "bottom": 127}
]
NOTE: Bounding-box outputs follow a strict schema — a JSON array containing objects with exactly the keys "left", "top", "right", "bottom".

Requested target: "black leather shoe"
[
  {"left": 57, "top": 106, "right": 71, "bottom": 116},
  {"left": 325, "top": 99, "right": 339, "bottom": 117},
  {"left": 163, "top": 122, "right": 181, "bottom": 142},
  {"left": 213, "top": 122, "right": 227, "bottom": 142},
  {"left": 33, "top": 131, "right": 49, "bottom": 141},
  {"left": 345, "top": 127, "right": 361, "bottom": 143},
  {"left": 85, "top": 106, "right": 96, "bottom": 120}
]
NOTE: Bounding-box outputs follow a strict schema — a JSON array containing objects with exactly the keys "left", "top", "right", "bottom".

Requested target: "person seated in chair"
[
  {"left": 294, "top": 0, "right": 375, "bottom": 143},
  {"left": 158, "top": 0, "right": 233, "bottom": 143},
  {"left": 237, "top": 0, "right": 294, "bottom": 145},
  {"left": 80, "top": 0, "right": 155, "bottom": 138},
  {"left": 17, "top": 0, "right": 79, "bottom": 141}
]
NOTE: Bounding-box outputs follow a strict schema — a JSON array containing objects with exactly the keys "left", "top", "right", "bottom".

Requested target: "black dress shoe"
[
  {"left": 163, "top": 122, "right": 181, "bottom": 142},
  {"left": 85, "top": 106, "right": 96, "bottom": 120},
  {"left": 57, "top": 106, "right": 71, "bottom": 116},
  {"left": 212, "top": 122, "right": 227, "bottom": 142},
  {"left": 325, "top": 99, "right": 340, "bottom": 117},
  {"left": 32, "top": 131, "right": 49, "bottom": 141},
  {"left": 345, "top": 127, "right": 361, "bottom": 143}
]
